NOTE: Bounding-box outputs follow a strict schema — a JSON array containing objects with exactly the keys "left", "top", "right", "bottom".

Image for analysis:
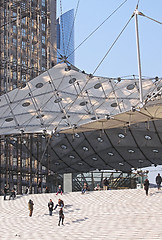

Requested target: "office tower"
[
  {"left": 0, "top": 0, "right": 57, "bottom": 194},
  {"left": 57, "top": 9, "right": 74, "bottom": 65},
  {"left": 0, "top": 0, "right": 57, "bottom": 93}
]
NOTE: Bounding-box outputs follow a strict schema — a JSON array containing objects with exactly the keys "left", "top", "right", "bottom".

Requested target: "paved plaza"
[{"left": 1, "top": 188, "right": 162, "bottom": 239}]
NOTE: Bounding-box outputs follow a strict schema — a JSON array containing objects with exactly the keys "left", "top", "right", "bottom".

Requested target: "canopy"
[
  {"left": 0, "top": 62, "right": 161, "bottom": 136},
  {"left": 3, "top": 62, "right": 162, "bottom": 173}
]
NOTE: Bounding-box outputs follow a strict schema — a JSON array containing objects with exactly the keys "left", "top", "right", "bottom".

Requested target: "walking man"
[
  {"left": 48, "top": 199, "right": 54, "bottom": 216},
  {"left": 28, "top": 199, "right": 34, "bottom": 217},
  {"left": 4, "top": 185, "right": 8, "bottom": 200},
  {"left": 156, "top": 173, "right": 162, "bottom": 190}
]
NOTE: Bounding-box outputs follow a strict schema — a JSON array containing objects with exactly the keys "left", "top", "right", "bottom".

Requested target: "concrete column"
[{"left": 63, "top": 173, "right": 72, "bottom": 193}]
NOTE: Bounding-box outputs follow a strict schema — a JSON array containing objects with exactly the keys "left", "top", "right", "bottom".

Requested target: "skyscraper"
[
  {"left": 0, "top": 0, "right": 57, "bottom": 194},
  {"left": 0, "top": 0, "right": 57, "bottom": 93},
  {"left": 57, "top": 9, "right": 74, "bottom": 65}
]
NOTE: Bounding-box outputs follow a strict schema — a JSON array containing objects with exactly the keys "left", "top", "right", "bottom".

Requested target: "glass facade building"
[
  {"left": 57, "top": 9, "right": 75, "bottom": 65},
  {"left": 0, "top": 0, "right": 57, "bottom": 194}
]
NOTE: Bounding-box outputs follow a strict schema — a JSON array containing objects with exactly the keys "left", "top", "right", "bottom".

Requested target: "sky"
[
  {"left": 57, "top": 0, "right": 162, "bottom": 184},
  {"left": 57, "top": 0, "right": 162, "bottom": 78}
]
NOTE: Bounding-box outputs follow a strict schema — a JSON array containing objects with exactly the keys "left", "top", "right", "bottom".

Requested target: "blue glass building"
[{"left": 57, "top": 9, "right": 75, "bottom": 65}]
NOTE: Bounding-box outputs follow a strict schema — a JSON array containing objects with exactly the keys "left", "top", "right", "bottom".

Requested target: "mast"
[{"left": 134, "top": 5, "right": 143, "bottom": 105}]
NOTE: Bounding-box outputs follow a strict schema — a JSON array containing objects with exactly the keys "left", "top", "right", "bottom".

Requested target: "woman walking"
[{"left": 144, "top": 179, "right": 149, "bottom": 196}]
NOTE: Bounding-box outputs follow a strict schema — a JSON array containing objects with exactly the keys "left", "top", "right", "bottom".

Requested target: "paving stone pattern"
[{"left": 0, "top": 188, "right": 162, "bottom": 239}]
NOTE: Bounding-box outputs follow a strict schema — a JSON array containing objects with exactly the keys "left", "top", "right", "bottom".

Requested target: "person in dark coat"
[
  {"left": 4, "top": 185, "right": 8, "bottom": 200},
  {"left": 45, "top": 186, "right": 49, "bottom": 193},
  {"left": 103, "top": 177, "right": 109, "bottom": 190},
  {"left": 58, "top": 207, "right": 64, "bottom": 226},
  {"left": 9, "top": 188, "right": 16, "bottom": 200},
  {"left": 155, "top": 173, "right": 162, "bottom": 190},
  {"left": 48, "top": 199, "right": 54, "bottom": 216},
  {"left": 54, "top": 199, "right": 64, "bottom": 226},
  {"left": 144, "top": 179, "right": 149, "bottom": 196},
  {"left": 28, "top": 199, "right": 34, "bottom": 217},
  {"left": 25, "top": 187, "right": 29, "bottom": 194}
]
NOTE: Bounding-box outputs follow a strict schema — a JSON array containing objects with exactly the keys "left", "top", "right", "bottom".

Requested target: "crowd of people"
[
  {"left": 3, "top": 173, "right": 162, "bottom": 225},
  {"left": 27, "top": 184, "right": 65, "bottom": 225},
  {"left": 28, "top": 198, "right": 64, "bottom": 226}
]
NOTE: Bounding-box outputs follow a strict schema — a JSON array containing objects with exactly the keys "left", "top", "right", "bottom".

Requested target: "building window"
[
  {"left": 42, "top": 48, "right": 46, "bottom": 56},
  {"left": 22, "top": 41, "right": 26, "bottom": 49},
  {"left": 21, "top": 2, "right": 26, "bottom": 10},
  {"left": 12, "top": 72, "right": 16, "bottom": 80},
  {"left": 32, "top": 19, "right": 35, "bottom": 27},
  {"left": 22, "top": 60, "right": 26, "bottom": 65},
  {"left": 42, "top": 23, "right": 45, "bottom": 31},
  {"left": 42, "top": 36, "right": 45, "bottom": 44},
  {"left": 22, "top": 28, "right": 26, "bottom": 37},
  {"left": 42, "top": 0, "right": 46, "bottom": 7},
  {"left": 12, "top": 11, "right": 16, "bottom": 17},
  {"left": 22, "top": 17, "right": 26, "bottom": 25},
  {"left": 13, "top": 25, "right": 16, "bottom": 33},
  {"left": 22, "top": 75, "right": 26, "bottom": 82},
  {"left": 13, "top": 38, "right": 17, "bottom": 46},
  {"left": 32, "top": 32, "right": 34, "bottom": 40}
]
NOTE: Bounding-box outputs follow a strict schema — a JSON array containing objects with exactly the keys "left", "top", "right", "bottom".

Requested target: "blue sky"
[
  {"left": 57, "top": 0, "right": 162, "bottom": 183},
  {"left": 57, "top": 0, "right": 162, "bottom": 78}
]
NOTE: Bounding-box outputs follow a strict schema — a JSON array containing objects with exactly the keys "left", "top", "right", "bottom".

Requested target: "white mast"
[{"left": 134, "top": 5, "right": 143, "bottom": 105}]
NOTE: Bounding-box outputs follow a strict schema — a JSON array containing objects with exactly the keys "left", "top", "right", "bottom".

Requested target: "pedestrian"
[
  {"left": 82, "top": 182, "right": 88, "bottom": 194},
  {"left": 94, "top": 184, "right": 101, "bottom": 191},
  {"left": 28, "top": 199, "right": 34, "bottom": 217},
  {"left": 9, "top": 188, "right": 16, "bottom": 200},
  {"left": 103, "top": 177, "right": 109, "bottom": 190},
  {"left": 56, "top": 185, "right": 63, "bottom": 195},
  {"left": 25, "top": 187, "right": 29, "bottom": 195},
  {"left": 54, "top": 199, "right": 64, "bottom": 226},
  {"left": 155, "top": 173, "right": 162, "bottom": 190},
  {"left": 4, "top": 185, "right": 8, "bottom": 200},
  {"left": 144, "top": 179, "right": 149, "bottom": 196},
  {"left": 58, "top": 207, "right": 64, "bottom": 226},
  {"left": 37, "top": 178, "right": 42, "bottom": 193},
  {"left": 54, "top": 199, "right": 64, "bottom": 209},
  {"left": 45, "top": 186, "right": 49, "bottom": 193},
  {"left": 48, "top": 199, "right": 54, "bottom": 216}
]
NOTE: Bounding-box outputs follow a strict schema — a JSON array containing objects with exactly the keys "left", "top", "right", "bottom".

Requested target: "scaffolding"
[{"left": 0, "top": 0, "right": 57, "bottom": 194}]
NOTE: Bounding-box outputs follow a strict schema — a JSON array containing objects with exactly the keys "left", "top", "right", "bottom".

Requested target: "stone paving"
[{"left": 1, "top": 188, "right": 162, "bottom": 239}]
